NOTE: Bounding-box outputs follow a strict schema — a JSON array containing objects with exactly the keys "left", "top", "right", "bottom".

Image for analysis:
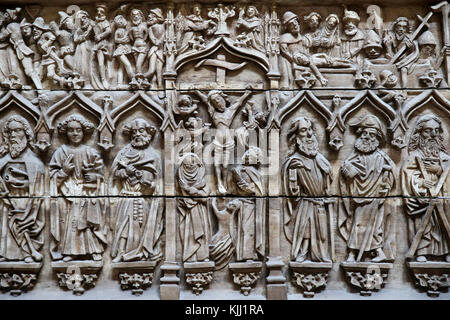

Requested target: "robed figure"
[
  {"left": 231, "top": 147, "right": 265, "bottom": 261},
  {"left": 338, "top": 115, "right": 396, "bottom": 262},
  {"left": 282, "top": 117, "right": 333, "bottom": 262},
  {"left": 50, "top": 115, "right": 107, "bottom": 262},
  {"left": 401, "top": 115, "right": 450, "bottom": 262},
  {"left": 177, "top": 153, "right": 211, "bottom": 262},
  {"left": 0, "top": 116, "right": 44, "bottom": 262},
  {"left": 110, "top": 118, "right": 163, "bottom": 262}
]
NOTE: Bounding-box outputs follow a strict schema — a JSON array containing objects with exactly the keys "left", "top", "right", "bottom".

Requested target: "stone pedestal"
[
  {"left": 290, "top": 261, "right": 332, "bottom": 298},
  {"left": 52, "top": 261, "right": 103, "bottom": 295},
  {"left": 111, "top": 261, "right": 157, "bottom": 296},
  {"left": 265, "top": 256, "right": 287, "bottom": 300},
  {"left": 0, "top": 262, "right": 42, "bottom": 296},
  {"left": 341, "top": 262, "right": 393, "bottom": 296},
  {"left": 229, "top": 261, "right": 263, "bottom": 296},
  {"left": 183, "top": 261, "right": 215, "bottom": 295},
  {"left": 406, "top": 261, "right": 450, "bottom": 297},
  {"left": 160, "top": 261, "right": 180, "bottom": 300}
]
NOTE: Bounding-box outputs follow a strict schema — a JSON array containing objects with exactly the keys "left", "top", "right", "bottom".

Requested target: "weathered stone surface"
[{"left": 0, "top": 0, "right": 447, "bottom": 300}]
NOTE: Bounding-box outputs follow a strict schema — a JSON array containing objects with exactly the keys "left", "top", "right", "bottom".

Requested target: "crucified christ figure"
[{"left": 193, "top": 86, "right": 252, "bottom": 195}]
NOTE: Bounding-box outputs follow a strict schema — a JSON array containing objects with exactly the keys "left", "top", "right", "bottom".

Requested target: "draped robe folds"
[
  {"left": 73, "top": 26, "right": 94, "bottom": 88},
  {"left": 0, "top": 149, "right": 45, "bottom": 261},
  {"left": 338, "top": 149, "right": 396, "bottom": 259},
  {"left": 109, "top": 144, "right": 163, "bottom": 262},
  {"left": 279, "top": 33, "right": 309, "bottom": 88},
  {"left": 49, "top": 144, "right": 107, "bottom": 259},
  {"left": 232, "top": 165, "right": 265, "bottom": 261},
  {"left": 401, "top": 150, "right": 450, "bottom": 257},
  {"left": 340, "top": 29, "right": 365, "bottom": 66},
  {"left": 177, "top": 155, "right": 211, "bottom": 262},
  {"left": 0, "top": 26, "right": 27, "bottom": 85},
  {"left": 282, "top": 152, "right": 332, "bottom": 262}
]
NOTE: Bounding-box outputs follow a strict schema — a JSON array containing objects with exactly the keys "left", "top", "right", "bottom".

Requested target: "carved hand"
[
  {"left": 125, "top": 164, "right": 136, "bottom": 176},
  {"left": 341, "top": 161, "right": 358, "bottom": 179},
  {"left": 424, "top": 163, "right": 443, "bottom": 175},
  {"left": 62, "top": 155, "right": 75, "bottom": 175},
  {"left": 84, "top": 173, "right": 97, "bottom": 183},
  {"left": 422, "top": 179, "right": 435, "bottom": 190}
]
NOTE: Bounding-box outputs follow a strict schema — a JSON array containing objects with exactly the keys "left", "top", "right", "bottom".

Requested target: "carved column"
[{"left": 160, "top": 74, "right": 180, "bottom": 299}]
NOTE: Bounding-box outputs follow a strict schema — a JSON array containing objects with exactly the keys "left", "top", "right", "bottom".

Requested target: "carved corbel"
[
  {"left": 341, "top": 262, "right": 393, "bottom": 296},
  {"left": 112, "top": 261, "right": 157, "bottom": 296},
  {"left": 406, "top": 262, "right": 450, "bottom": 297},
  {"left": 229, "top": 261, "right": 262, "bottom": 296},
  {"left": 290, "top": 262, "right": 332, "bottom": 298},
  {"left": 184, "top": 261, "right": 215, "bottom": 295},
  {"left": 52, "top": 261, "right": 102, "bottom": 295},
  {"left": 0, "top": 262, "right": 41, "bottom": 296}
]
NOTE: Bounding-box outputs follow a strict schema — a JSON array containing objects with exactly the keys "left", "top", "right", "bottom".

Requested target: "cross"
[{"left": 195, "top": 54, "right": 247, "bottom": 85}]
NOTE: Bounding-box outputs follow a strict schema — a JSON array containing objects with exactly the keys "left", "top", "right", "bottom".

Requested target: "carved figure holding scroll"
[
  {"left": 0, "top": 116, "right": 44, "bottom": 263},
  {"left": 49, "top": 115, "right": 107, "bottom": 262}
]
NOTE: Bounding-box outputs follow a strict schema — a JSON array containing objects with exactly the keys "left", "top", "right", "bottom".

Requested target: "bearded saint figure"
[
  {"left": 282, "top": 117, "right": 333, "bottom": 262},
  {"left": 401, "top": 115, "right": 450, "bottom": 262},
  {"left": 110, "top": 118, "right": 163, "bottom": 262},
  {"left": 0, "top": 116, "right": 44, "bottom": 263},
  {"left": 338, "top": 115, "right": 396, "bottom": 263}
]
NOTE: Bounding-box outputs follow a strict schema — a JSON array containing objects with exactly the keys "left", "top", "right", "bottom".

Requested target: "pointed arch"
[
  {"left": 338, "top": 90, "right": 397, "bottom": 130},
  {"left": 110, "top": 92, "right": 166, "bottom": 127},
  {"left": 174, "top": 37, "right": 270, "bottom": 74},
  {"left": 402, "top": 89, "right": 450, "bottom": 123},
  {"left": 278, "top": 91, "right": 333, "bottom": 125},
  {"left": 46, "top": 92, "right": 103, "bottom": 129},
  {"left": 0, "top": 91, "right": 41, "bottom": 125}
]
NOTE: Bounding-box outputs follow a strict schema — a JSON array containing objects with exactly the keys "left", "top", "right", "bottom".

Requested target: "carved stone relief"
[{"left": 0, "top": 0, "right": 447, "bottom": 300}]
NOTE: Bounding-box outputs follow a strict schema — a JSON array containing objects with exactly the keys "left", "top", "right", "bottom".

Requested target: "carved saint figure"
[
  {"left": 145, "top": 8, "right": 165, "bottom": 88},
  {"left": 177, "top": 153, "right": 210, "bottom": 262},
  {"left": 340, "top": 9, "right": 365, "bottom": 66},
  {"left": 110, "top": 118, "right": 163, "bottom": 262},
  {"left": 0, "top": 116, "right": 44, "bottom": 263},
  {"left": 338, "top": 115, "right": 396, "bottom": 262},
  {"left": 193, "top": 88, "right": 252, "bottom": 194},
  {"left": 235, "top": 5, "right": 264, "bottom": 52},
  {"left": 231, "top": 147, "right": 264, "bottom": 262},
  {"left": 282, "top": 117, "right": 332, "bottom": 262},
  {"left": 50, "top": 115, "right": 107, "bottom": 262},
  {"left": 401, "top": 115, "right": 450, "bottom": 262},
  {"left": 210, "top": 198, "right": 241, "bottom": 270}
]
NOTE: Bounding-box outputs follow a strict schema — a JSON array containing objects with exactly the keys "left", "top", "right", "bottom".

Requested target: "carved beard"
[
  {"left": 9, "top": 137, "right": 28, "bottom": 158},
  {"left": 419, "top": 136, "right": 443, "bottom": 158},
  {"left": 354, "top": 136, "right": 379, "bottom": 154},
  {"left": 131, "top": 134, "right": 151, "bottom": 149},
  {"left": 297, "top": 135, "right": 319, "bottom": 157},
  {"left": 344, "top": 27, "right": 357, "bottom": 37}
]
